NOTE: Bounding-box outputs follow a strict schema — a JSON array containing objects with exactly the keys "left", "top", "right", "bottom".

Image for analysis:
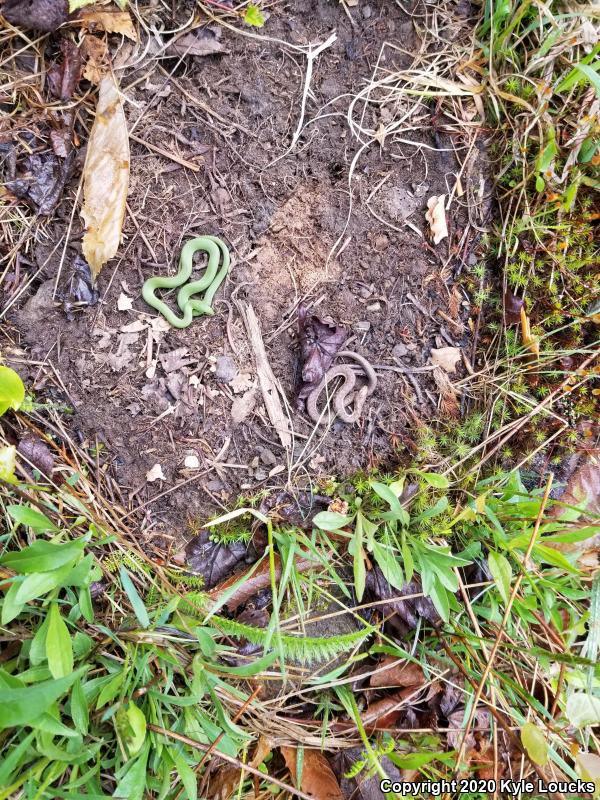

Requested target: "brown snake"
[{"left": 306, "top": 350, "right": 377, "bottom": 425}]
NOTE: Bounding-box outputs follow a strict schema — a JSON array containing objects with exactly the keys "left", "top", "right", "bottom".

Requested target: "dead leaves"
[
  {"left": 425, "top": 194, "right": 448, "bottom": 245},
  {"left": 167, "top": 27, "right": 227, "bottom": 57},
  {"left": 296, "top": 305, "right": 348, "bottom": 402},
  {"left": 430, "top": 346, "right": 461, "bottom": 374},
  {"left": 81, "top": 35, "right": 110, "bottom": 84},
  {"left": 79, "top": 8, "right": 137, "bottom": 41},
  {"left": 81, "top": 74, "right": 129, "bottom": 279},
  {"left": 281, "top": 747, "right": 343, "bottom": 800}
]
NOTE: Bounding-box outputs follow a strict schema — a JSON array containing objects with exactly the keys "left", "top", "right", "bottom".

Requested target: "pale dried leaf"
[
  {"left": 281, "top": 747, "right": 343, "bottom": 800},
  {"left": 117, "top": 292, "right": 133, "bottom": 311},
  {"left": 81, "top": 35, "right": 109, "bottom": 85},
  {"left": 250, "top": 735, "right": 273, "bottom": 769},
  {"left": 231, "top": 389, "right": 256, "bottom": 427},
  {"left": 146, "top": 463, "right": 165, "bottom": 482},
  {"left": 520, "top": 306, "right": 540, "bottom": 357},
  {"left": 425, "top": 194, "right": 448, "bottom": 245},
  {"left": 81, "top": 75, "right": 129, "bottom": 279},
  {"left": 167, "top": 29, "right": 227, "bottom": 57},
  {"left": 430, "top": 346, "right": 461, "bottom": 374},
  {"left": 230, "top": 371, "right": 254, "bottom": 394},
  {"left": 80, "top": 9, "right": 137, "bottom": 41},
  {"left": 370, "top": 656, "right": 425, "bottom": 688}
]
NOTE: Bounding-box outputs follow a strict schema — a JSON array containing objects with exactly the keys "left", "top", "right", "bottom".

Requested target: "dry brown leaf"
[
  {"left": 425, "top": 194, "right": 448, "bottom": 245},
  {"left": 80, "top": 9, "right": 137, "bottom": 41},
  {"left": 250, "top": 735, "right": 273, "bottom": 769},
  {"left": 370, "top": 656, "right": 425, "bottom": 688},
  {"left": 281, "top": 747, "right": 343, "bottom": 800},
  {"left": 81, "top": 74, "right": 129, "bottom": 279},
  {"left": 81, "top": 35, "right": 109, "bottom": 84},
  {"left": 430, "top": 346, "right": 461, "bottom": 374},
  {"left": 204, "top": 765, "right": 241, "bottom": 800}
]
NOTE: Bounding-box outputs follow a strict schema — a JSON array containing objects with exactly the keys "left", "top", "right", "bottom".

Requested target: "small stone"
[
  {"left": 374, "top": 234, "right": 389, "bottom": 251},
  {"left": 362, "top": 4, "right": 372, "bottom": 17},
  {"left": 392, "top": 343, "right": 408, "bottom": 359},
  {"left": 356, "top": 321, "right": 371, "bottom": 332},
  {"left": 184, "top": 454, "right": 200, "bottom": 469},
  {"left": 215, "top": 355, "right": 237, "bottom": 383},
  {"left": 254, "top": 468, "right": 268, "bottom": 481},
  {"left": 250, "top": 456, "right": 260, "bottom": 469},
  {"left": 367, "top": 301, "right": 381, "bottom": 312},
  {"left": 258, "top": 447, "right": 277, "bottom": 466}
]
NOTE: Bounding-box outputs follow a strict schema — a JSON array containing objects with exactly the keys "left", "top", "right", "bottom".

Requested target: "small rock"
[
  {"left": 146, "top": 463, "right": 165, "bottom": 482},
  {"left": 184, "top": 454, "right": 200, "bottom": 469},
  {"left": 367, "top": 301, "right": 381, "bottom": 312},
  {"left": 254, "top": 468, "right": 268, "bottom": 481},
  {"left": 356, "top": 321, "right": 371, "bottom": 332},
  {"left": 258, "top": 447, "right": 277, "bottom": 466},
  {"left": 392, "top": 343, "right": 408, "bottom": 359},
  {"left": 215, "top": 355, "right": 238, "bottom": 383},
  {"left": 374, "top": 234, "right": 389, "bottom": 251},
  {"left": 362, "top": 4, "right": 373, "bottom": 17}
]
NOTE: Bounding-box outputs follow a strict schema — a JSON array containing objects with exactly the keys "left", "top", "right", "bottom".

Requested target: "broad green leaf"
[
  {"left": 96, "top": 669, "right": 124, "bottom": 709},
  {"left": 243, "top": 3, "right": 265, "bottom": 27},
  {"left": 113, "top": 740, "right": 150, "bottom": 800},
  {"left": 557, "top": 63, "right": 600, "bottom": 97},
  {"left": 124, "top": 703, "right": 146, "bottom": 757},
  {"left": 427, "top": 577, "right": 449, "bottom": 623},
  {"left": 79, "top": 586, "right": 94, "bottom": 623},
  {"left": 34, "top": 712, "right": 79, "bottom": 738},
  {"left": 521, "top": 722, "right": 549, "bottom": 765},
  {"left": 15, "top": 562, "right": 75, "bottom": 604},
  {"left": 6, "top": 505, "right": 58, "bottom": 533},
  {"left": 388, "top": 751, "right": 441, "bottom": 769},
  {"left": 402, "top": 540, "right": 414, "bottom": 583},
  {"left": 488, "top": 551, "right": 512, "bottom": 604},
  {"left": 566, "top": 693, "right": 600, "bottom": 727},
  {"left": 29, "top": 612, "right": 51, "bottom": 665},
  {"left": 46, "top": 603, "right": 73, "bottom": 679},
  {"left": 1, "top": 581, "right": 24, "bottom": 625},
  {"left": 348, "top": 519, "right": 366, "bottom": 602},
  {"left": 0, "top": 668, "right": 85, "bottom": 728},
  {"left": 0, "top": 445, "right": 17, "bottom": 483},
  {"left": 70, "top": 678, "right": 89, "bottom": 735},
  {"left": 416, "top": 471, "right": 449, "bottom": 489},
  {"left": 173, "top": 752, "right": 198, "bottom": 800},
  {"left": 0, "top": 538, "right": 82, "bottom": 573},
  {"left": 0, "top": 366, "right": 25, "bottom": 416},
  {"left": 533, "top": 544, "right": 578, "bottom": 573},
  {"left": 312, "top": 511, "right": 352, "bottom": 531},
  {"left": 69, "top": 0, "right": 98, "bottom": 10},
  {"left": 119, "top": 566, "right": 150, "bottom": 628},
  {"left": 372, "top": 541, "right": 404, "bottom": 591},
  {"left": 210, "top": 650, "right": 278, "bottom": 676},
  {"left": 371, "top": 481, "right": 404, "bottom": 516}
]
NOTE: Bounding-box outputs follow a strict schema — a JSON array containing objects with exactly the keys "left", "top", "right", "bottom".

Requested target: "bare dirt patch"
[{"left": 3, "top": 0, "right": 485, "bottom": 537}]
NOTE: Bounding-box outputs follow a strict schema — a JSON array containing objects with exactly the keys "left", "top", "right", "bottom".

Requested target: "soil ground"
[{"left": 5, "top": 0, "right": 483, "bottom": 540}]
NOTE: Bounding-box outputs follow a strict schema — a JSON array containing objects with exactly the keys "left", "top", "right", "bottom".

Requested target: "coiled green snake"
[{"left": 142, "top": 235, "right": 230, "bottom": 328}]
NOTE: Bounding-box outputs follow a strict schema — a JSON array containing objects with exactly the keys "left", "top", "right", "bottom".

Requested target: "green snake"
[{"left": 142, "top": 235, "right": 230, "bottom": 328}]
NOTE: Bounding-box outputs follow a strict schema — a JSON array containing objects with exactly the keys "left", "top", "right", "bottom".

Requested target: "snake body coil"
[
  {"left": 142, "top": 235, "right": 230, "bottom": 328},
  {"left": 307, "top": 351, "right": 377, "bottom": 425}
]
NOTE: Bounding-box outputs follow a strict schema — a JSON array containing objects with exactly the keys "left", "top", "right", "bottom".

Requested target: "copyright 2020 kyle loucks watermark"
[{"left": 379, "top": 778, "right": 596, "bottom": 796}]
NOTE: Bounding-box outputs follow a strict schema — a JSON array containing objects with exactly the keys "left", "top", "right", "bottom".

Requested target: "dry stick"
[
  {"left": 454, "top": 474, "right": 555, "bottom": 775},
  {"left": 148, "top": 725, "right": 313, "bottom": 800},
  {"left": 129, "top": 131, "right": 201, "bottom": 172}
]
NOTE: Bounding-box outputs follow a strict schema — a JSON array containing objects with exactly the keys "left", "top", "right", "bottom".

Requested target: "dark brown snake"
[{"left": 306, "top": 350, "right": 377, "bottom": 425}]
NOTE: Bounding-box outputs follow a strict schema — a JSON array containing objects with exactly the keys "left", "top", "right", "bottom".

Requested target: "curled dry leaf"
[
  {"left": 430, "top": 346, "right": 461, "bottom": 374},
  {"left": 81, "top": 35, "right": 109, "bottom": 85},
  {"left": 145, "top": 463, "right": 165, "bottom": 482},
  {"left": 167, "top": 28, "right": 228, "bottom": 57},
  {"left": 425, "top": 194, "right": 449, "bottom": 245},
  {"left": 17, "top": 434, "right": 55, "bottom": 477},
  {"left": 47, "top": 39, "right": 81, "bottom": 101},
  {"left": 370, "top": 656, "right": 425, "bottom": 688},
  {"left": 280, "top": 747, "right": 343, "bottom": 800},
  {"left": 296, "top": 305, "right": 347, "bottom": 402},
  {"left": 81, "top": 74, "right": 130, "bottom": 279},
  {"left": 185, "top": 530, "right": 249, "bottom": 590},
  {"left": 80, "top": 9, "right": 137, "bottom": 41}
]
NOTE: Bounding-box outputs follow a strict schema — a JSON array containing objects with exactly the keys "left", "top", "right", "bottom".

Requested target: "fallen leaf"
[
  {"left": 230, "top": 372, "right": 254, "bottom": 394},
  {"left": 204, "top": 765, "right": 241, "bottom": 800},
  {"left": 430, "top": 346, "right": 461, "bottom": 374},
  {"left": 425, "top": 194, "right": 448, "bottom": 245},
  {"left": 521, "top": 722, "right": 549, "bottom": 766},
  {"left": 183, "top": 454, "right": 200, "bottom": 469},
  {"left": 49, "top": 122, "right": 73, "bottom": 158},
  {"left": 146, "top": 463, "right": 165, "bottom": 482},
  {"left": 167, "top": 28, "right": 227, "bottom": 57},
  {"left": 81, "top": 34, "right": 109, "bottom": 84},
  {"left": 297, "top": 305, "right": 347, "bottom": 402},
  {"left": 6, "top": 150, "right": 75, "bottom": 216},
  {"left": 566, "top": 693, "right": 600, "bottom": 727},
  {"left": 577, "top": 752, "right": 600, "bottom": 789},
  {"left": 117, "top": 292, "right": 133, "bottom": 311},
  {"left": 208, "top": 554, "right": 317, "bottom": 611},
  {"left": 370, "top": 657, "right": 425, "bottom": 688},
  {"left": 365, "top": 568, "right": 440, "bottom": 631},
  {"left": 159, "top": 348, "right": 193, "bottom": 373},
  {"left": 17, "top": 434, "right": 55, "bottom": 477},
  {"left": 504, "top": 288, "right": 524, "bottom": 325},
  {"left": 281, "top": 747, "right": 343, "bottom": 800},
  {"left": 250, "top": 735, "right": 273, "bottom": 769},
  {"left": 2, "top": 0, "right": 69, "bottom": 31},
  {"left": 120, "top": 320, "right": 147, "bottom": 333},
  {"left": 80, "top": 9, "right": 137, "bottom": 41},
  {"left": 47, "top": 38, "right": 81, "bottom": 100},
  {"left": 363, "top": 686, "right": 421, "bottom": 729},
  {"left": 58, "top": 254, "right": 99, "bottom": 318},
  {"left": 185, "top": 530, "right": 249, "bottom": 590},
  {"left": 81, "top": 74, "right": 130, "bottom": 279},
  {"left": 231, "top": 389, "right": 256, "bottom": 427}
]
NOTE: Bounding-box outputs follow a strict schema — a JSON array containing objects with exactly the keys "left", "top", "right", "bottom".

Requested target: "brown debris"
[{"left": 2, "top": 0, "right": 69, "bottom": 32}]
